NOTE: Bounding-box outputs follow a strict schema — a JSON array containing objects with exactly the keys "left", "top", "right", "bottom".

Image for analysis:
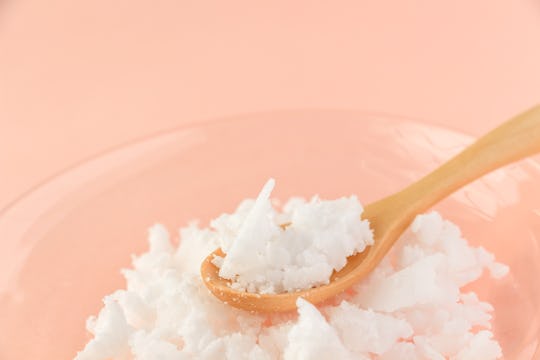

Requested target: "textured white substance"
[
  {"left": 76, "top": 184, "right": 508, "bottom": 360},
  {"left": 214, "top": 179, "right": 374, "bottom": 293}
]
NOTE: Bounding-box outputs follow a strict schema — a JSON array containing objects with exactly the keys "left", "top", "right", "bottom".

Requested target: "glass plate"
[{"left": 1, "top": 110, "right": 539, "bottom": 359}]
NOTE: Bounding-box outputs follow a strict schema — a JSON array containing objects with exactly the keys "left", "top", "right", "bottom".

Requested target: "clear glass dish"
[{"left": 1, "top": 110, "right": 539, "bottom": 359}]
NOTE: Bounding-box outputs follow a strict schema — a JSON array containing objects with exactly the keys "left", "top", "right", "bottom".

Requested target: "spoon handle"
[{"left": 394, "top": 105, "right": 540, "bottom": 219}]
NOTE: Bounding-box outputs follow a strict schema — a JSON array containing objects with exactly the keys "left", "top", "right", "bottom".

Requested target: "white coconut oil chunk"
[
  {"left": 212, "top": 178, "right": 374, "bottom": 294},
  {"left": 77, "top": 179, "right": 509, "bottom": 360}
]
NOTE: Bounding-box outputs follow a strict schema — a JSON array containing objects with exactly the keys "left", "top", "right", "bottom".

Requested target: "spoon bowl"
[{"left": 201, "top": 105, "right": 540, "bottom": 313}]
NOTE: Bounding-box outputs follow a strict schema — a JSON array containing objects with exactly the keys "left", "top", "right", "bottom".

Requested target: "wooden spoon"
[{"left": 201, "top": 105, "right": 540, "bottom": 313}]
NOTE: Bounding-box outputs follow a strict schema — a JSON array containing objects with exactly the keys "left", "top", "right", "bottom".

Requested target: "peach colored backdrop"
[{"left": 1, "top": 0, "right": 540, "bottom": 210}]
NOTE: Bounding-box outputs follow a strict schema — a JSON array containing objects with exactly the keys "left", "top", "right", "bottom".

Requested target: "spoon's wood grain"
[{"left": 201, "top": 105, "right": 540, "bottom": 313}]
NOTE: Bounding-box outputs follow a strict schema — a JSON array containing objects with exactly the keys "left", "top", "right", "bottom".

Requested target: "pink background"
[{"left": 1, "top": 0, "right": 540, "bottom": 210}]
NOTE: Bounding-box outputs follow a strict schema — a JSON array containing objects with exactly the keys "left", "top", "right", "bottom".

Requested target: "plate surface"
[{"left": 1, "top": 111, "right": 539, "bottom": 359}]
